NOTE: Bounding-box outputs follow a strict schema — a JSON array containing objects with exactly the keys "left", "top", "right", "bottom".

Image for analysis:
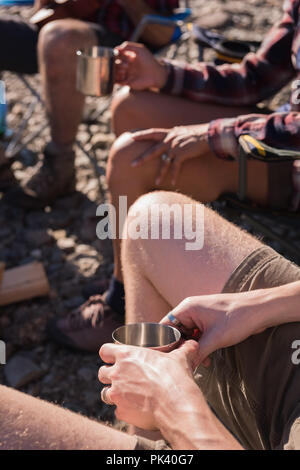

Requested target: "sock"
[{"left": 105, "top": 276, "right": 125, "bottom": 317}]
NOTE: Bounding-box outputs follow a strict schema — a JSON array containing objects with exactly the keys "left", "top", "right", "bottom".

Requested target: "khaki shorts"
[{"left": 135, "top": 246, "right": 300, "bottom": 450}]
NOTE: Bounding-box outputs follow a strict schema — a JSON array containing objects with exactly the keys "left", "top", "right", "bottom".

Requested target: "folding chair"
[
  {"left": 0, "top": 0, "right": 193, "bottom": 175},
  {"left": 216, "top": 135, "right": 300, "bottom": 264}
]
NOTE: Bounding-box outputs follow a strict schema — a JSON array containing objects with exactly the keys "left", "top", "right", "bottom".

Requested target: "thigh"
[
  {"left": 125, "top": 192, "right": 262, "bottom": 308},
  {"left": 0, "top": 15, "right": 39, "bottom": 74},
  {"left": 112, "top": 87, "right": 257, "bottom": 132}
]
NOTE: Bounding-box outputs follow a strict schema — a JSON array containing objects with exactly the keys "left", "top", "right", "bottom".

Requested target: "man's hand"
[
  {"left": 98, "top": 340, "right": 201, "bottom": 431},
  {"left": 130, "top": 124, "right": 211, "bottom": 186},
  {"left": 115, "top": 42, "right": 168, "bottom": 91},
  {"left": 161, "top": 290, "right": 274, "bottom": 366}
]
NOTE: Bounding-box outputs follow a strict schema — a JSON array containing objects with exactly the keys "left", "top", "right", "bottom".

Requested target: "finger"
[
  {"left": 171, "top": 156, "right": 182, "bottom": 187},
  {"left": 101, "top": 386, "right": 114, "bottom": 406},
  {"left": 132, "top": 129, "right": 168, "bottom": 142},
  {"left": 131, "top": 142, "right": 167, "bottom": 167},
  {"left": 116, "top": 41, "right": 144, "bottom": 53},
  {"left": 155, "top": 158, "right": 172, "bottom": 186},
  {"left": 98, "top": 365, "right": 114, "bottom": 385},
  {"left": 160, "top": 307, "right": 196, "bottom": 330},
  {"left": 172, "top": 339, "right": 202, "bottom": 370},
  {"left": 99, "top": 343, "right": 119, "bottom": 364},
  {"left": 197, "top": 331, "right": 216, "bottom": 367}
]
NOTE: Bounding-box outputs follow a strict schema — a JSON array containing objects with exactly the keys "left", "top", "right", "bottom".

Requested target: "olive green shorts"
[{"left": 135, "top": 246, "right": 300, "bottom": 450}]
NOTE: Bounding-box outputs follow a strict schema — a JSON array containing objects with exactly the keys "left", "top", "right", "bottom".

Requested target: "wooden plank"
[{"left": 0, "top": 262, "right": 50, "bottom": 307}]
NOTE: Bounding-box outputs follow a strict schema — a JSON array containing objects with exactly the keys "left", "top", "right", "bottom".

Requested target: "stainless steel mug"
[
  {"left": 76, "top": 46, "right": 118, "bottom": 97},
  {"left": 101, "top": 323, "right": 181, "bottom": 406},
  {"left": 112, "top": 322, "right": 181, "bottom": 353}
]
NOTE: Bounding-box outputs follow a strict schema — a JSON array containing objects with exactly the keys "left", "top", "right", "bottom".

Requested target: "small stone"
[
  {"left": 197, "top": 11, "right": 231, "bottom": 30},
  {"left": 51, "top": 230, "right": 66, "bottom": 241},
  {"left": 4, "top": 355, "right": 45, "bottom": 388},
  {"left": 57, "top": 238, "right": 76, "bottom": 252}
]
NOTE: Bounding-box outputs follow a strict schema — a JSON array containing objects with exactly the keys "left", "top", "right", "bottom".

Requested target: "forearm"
[
  {"left": 256, "top": 281, "right": 300, "bottom": 330},
  {"left": 155, "top": 379, "right": 243, "bottom": 450},
  {"left": 121, "top": 0, "right": 174, "bottom": 47}
]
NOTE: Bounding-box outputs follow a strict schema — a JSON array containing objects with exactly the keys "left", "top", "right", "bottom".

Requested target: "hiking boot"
[
  {"left": 47, "top": 295, "right": 124, "bottom": 352},
  {"left": 3, "top": 142, "right": 76, "bottom": 209}
]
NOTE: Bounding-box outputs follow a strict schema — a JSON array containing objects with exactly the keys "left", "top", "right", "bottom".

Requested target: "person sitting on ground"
[
  {"left": 2, "top": 191, "right": 300, "bottom": 450},
  {"left": 48, "top": 0, "right": 300, "bottom": 353},
  {"left": 1, "top": 0, "right": 178, "bottom": 208}
]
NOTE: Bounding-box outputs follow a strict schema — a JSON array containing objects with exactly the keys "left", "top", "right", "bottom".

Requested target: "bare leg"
[
  {"left": 107, "top": 134, "right": 268, "bottom": 282},
  {"left": 121, "top": 191, "right": 262, "bottom": 440},
  {"left": 111, "top": 87, "right": 257, "bottom": 137},
  {"left": 0, "top": 385, "right": 137, "bottom": 450},
  {"left": 38, "top": 19, "right": 98, "bottom": 150},
  {"left": 121, "top": 191, "right": 262, "bottom": 323}
]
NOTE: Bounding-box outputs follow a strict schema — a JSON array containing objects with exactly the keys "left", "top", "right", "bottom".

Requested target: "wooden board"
[{"left": 0, "top": 262, "right": 50, "bottom": 307}]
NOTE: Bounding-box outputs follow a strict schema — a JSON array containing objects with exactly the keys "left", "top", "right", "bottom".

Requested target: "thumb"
[{"left": 174, "top": 340, "right": 203, "bottom": 371}]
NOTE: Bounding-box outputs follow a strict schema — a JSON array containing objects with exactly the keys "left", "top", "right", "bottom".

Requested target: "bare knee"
[
  {"left": 107, "top": 132, "right": 154, "bottom": 192},
  {"left": 122, "top": 191, "right": 202, "bottom": 259},
  {"left": 38, "top": 19, "right": 97, "bottom": 76}
]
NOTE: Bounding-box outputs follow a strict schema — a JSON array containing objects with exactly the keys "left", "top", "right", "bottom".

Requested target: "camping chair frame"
[{"left": 219, "top": 135, "right": 300, "bottom": 263}]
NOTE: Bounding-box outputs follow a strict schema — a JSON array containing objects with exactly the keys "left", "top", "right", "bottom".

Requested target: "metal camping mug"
[
  {"left": 76, "top": 46, "right": 118, "bottom": 97},
  {"left": 101, "top": 323, "right": 181, "bottom": 406},
  {"left": 112, "top": 322, "right": 181, "bottom": 353}
]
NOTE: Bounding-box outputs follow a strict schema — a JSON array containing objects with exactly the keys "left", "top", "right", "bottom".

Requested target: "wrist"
[
  {"left": 153, "top": 60, "right": 169, "bottom": 90},
  {"left": 154, "top": 379, "right": 237, "bottom": 449},
  {"left": 260, "top": 281, "right": 300, "bottom": 329}
]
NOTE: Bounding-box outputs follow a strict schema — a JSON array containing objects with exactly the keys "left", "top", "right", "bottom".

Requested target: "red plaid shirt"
[
  {"left": 161, "top": 0, "right": 300, "bottom": 211},
  {"left": 99, "top": 0, "right": 179, "bottom": 39}
]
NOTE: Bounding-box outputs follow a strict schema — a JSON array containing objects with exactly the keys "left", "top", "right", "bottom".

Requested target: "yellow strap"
[
  {"left": 243, "top": 135, "right": 266, "bottom": 157},
  {"left": 215, "top": 52, "right": 243, "bottom": 64}
]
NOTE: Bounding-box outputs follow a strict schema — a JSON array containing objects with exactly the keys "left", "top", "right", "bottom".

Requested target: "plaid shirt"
[
  {"left": 161, "top": 0, "right": 300, "bottom": 211},
  {"left": 100, "top": 0, "right": 178, "bottom": 39}
]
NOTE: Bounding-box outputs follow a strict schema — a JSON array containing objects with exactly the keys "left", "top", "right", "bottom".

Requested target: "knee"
[
  {"left": 38, "top": 19, "right": 96, "bottom": 74},
  {"left": 122, "top": 191, "right": 186, "bottom": 261},
  {"left": 107, "top": 131, "right": 152, "bottom": 192},
  {"left": 107, "top": 132, "right": 135, "bottom": 188}
]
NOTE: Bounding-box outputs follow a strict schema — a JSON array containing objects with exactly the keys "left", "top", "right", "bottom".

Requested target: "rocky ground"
[{"left": 0, "top": 0, "right": 295, "bottom": 431}]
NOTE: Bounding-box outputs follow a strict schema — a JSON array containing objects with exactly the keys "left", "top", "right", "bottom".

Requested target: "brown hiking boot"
[
  {"left": 47, "top": 295, "right": 124, "bottom": 352},
  {"left": 3, "top": 142, "right": 76, "bottom": 209}
]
